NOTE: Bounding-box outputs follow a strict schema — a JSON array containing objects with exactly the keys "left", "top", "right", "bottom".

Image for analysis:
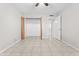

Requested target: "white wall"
[
  {"left": 0, "top": 4, "right": 21, "bottom": 52},
  {"left": 42, "top": 16, "right": 50, "bottom": 39},
  {"left": 62, "top": 4, "right": 79, "bottom": 49}
]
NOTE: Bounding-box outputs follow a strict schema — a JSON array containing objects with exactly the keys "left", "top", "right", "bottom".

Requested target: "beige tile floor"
[{"left": 0, "top": 37, "right": 79, "bottom": 56}]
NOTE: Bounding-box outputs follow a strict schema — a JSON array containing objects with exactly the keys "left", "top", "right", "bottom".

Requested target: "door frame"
[
  {"left": 21, "top": 16, "right": 25, "bottom": 40},
  {"left": 21, "top": 16, "right": 42, "bottom": 40}
]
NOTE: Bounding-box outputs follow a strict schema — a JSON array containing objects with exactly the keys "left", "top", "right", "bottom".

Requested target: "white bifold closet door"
[{"left": 52, "top": 16, "right": 61, "bottom": 40}]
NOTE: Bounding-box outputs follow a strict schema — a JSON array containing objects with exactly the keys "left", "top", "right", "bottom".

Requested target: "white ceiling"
[{"left": 12, "top": 3, "right": 71, "bottom": 16}]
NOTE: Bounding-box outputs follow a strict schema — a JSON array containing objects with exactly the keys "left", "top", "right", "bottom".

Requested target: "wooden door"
[{"left": 21, "top": 16, "right": 25, "bottom": 40}]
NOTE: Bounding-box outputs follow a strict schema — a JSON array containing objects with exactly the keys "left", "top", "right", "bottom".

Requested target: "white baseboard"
[
  {"left": 62, "top": 40, "right": 79, "bottom": 51},
  {"left": 0, "top": 39, "right": 20, "bottom": 54}
]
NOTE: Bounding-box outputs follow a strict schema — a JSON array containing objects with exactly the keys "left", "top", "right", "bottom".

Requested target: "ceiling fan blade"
[
  {"left": 35, "top": 3, "right": 39, "bottom": 7},
  {"left": 44, "top": 3, "right": 49, "bottom": 6}
]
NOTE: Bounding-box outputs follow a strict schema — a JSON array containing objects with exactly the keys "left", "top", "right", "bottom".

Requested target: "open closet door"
[{"left": 52, "top": 16, "right": 61, "bottom": 40}]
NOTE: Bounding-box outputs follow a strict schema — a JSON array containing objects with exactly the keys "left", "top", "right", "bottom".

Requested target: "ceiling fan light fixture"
[
  {"left": 35, "top": 3, "right": 49, "bottom": 7},
  {"left": 49, "top": 15, "right": 54, "bottom": 16}
]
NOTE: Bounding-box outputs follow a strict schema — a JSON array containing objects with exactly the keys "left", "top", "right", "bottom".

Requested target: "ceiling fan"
[{"left": 35, "top": 3, "right": 49, "bottom": 7}]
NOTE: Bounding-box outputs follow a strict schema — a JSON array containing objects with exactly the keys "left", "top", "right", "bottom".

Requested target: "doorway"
[
  {"left": 21, "top": 16, "right": 42, "bottom": 40},
  {"left": 51, "top": 16, "right": 62, "bottom": 40}
]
